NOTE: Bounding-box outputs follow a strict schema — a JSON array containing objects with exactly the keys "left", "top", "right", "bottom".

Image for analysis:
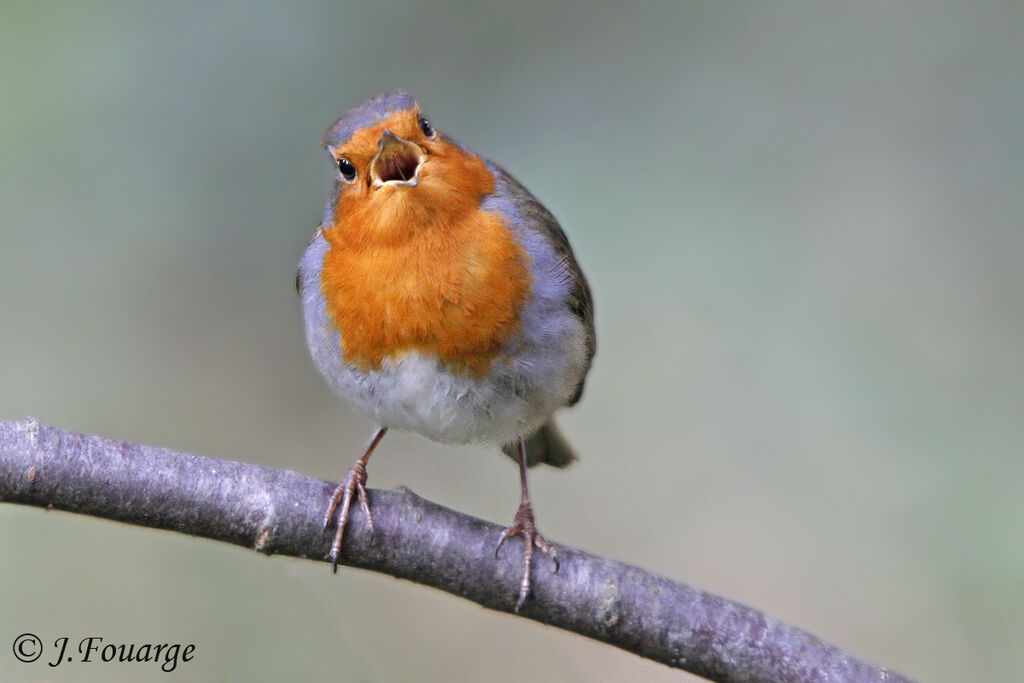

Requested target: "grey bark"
[{"left": 0, "top": 418, "right": 914, "bottom": 683}]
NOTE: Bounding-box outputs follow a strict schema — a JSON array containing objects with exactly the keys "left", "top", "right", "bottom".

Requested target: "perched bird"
[{"left": 297, "top": 91, "right": 595, "bottom": 611}]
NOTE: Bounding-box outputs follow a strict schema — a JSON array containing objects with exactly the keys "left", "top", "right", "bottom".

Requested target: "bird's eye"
[
  {"left": 418, "top": 115, "right": 435, "bottom": 138},
  {"left": 337, "top": 157, "right": 356, "bottom": 181}
]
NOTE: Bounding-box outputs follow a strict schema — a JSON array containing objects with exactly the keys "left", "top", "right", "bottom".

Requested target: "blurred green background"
[{"left": 2, "top": 2, "right": 1021, "bottom": 681}]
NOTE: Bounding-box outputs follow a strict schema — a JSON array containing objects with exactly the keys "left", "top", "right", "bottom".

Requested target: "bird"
[{"left": 297, "top": 91, "right": 595, "bottom": 612}]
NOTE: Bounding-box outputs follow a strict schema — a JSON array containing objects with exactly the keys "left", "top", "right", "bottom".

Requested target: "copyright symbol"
[{"left": 13, "top": 633, "right": 42, "bottom": 663}]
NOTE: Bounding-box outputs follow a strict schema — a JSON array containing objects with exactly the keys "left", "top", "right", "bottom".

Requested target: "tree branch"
[{"left": 0, "top": 418, "right": 912, "bottom": 683}]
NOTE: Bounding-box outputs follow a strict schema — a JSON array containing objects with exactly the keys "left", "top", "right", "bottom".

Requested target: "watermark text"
[{"left": 13, "top": 633, "right": 195, "bottom": 672}]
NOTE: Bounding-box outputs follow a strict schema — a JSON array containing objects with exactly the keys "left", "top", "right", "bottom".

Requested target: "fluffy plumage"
[{"left": 301, "top": 91, "right": 594, "bottom": 460}]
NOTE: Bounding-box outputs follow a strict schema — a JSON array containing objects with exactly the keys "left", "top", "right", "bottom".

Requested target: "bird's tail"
[{"left": 502, "top": 420, "right": 578, "bottom": 469}]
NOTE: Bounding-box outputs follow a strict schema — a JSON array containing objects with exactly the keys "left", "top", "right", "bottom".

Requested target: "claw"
[
  {"left": 495, "top": 501, "right": 558, "bottom": 613},
  {"left": 356, "top": 481, "right": 374, "bottom": 537},
  {"left": 495, "top": 527, "right": 512, "bottom": 558},
  {"left": 325, "top": 463, "right": 368, "bottom": 571},
  {"left": 322, "top": 427, "right": 387, "bottom": 571}
]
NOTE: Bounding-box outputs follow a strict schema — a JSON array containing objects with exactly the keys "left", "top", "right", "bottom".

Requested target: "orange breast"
[{"left": 320, "top": 145, "right": 532, "bottom": 378}]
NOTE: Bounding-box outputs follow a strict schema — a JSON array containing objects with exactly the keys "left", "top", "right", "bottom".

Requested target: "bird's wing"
[{"left": 485, "top": 163, "right": 596, "bottom": 406}]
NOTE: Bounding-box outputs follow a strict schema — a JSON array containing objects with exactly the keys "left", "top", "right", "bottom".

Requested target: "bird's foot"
[
  {"left": 495, "top": 501, "right": 558, "bottom": 612},
  {"left": 323, "top": 459, "right": 374, "bottom": 572}
]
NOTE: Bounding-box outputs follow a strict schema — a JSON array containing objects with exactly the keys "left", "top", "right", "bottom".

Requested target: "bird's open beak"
[{"left": 370, "top": 130, "right": 425, "bottom": 187}]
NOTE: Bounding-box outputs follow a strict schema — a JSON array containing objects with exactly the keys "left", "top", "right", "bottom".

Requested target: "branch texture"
[{"left": 0, "top": 419, "right": 912, "bottom": 683}]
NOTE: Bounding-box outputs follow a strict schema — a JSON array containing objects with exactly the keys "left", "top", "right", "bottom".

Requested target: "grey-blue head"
[{"left": 322, "top": 90, "right": 418, "bottom": 150}]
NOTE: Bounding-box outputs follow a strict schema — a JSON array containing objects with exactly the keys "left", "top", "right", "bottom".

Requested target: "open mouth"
[{"left": 370, "top": 131, "right": 424, "bottom": 186}]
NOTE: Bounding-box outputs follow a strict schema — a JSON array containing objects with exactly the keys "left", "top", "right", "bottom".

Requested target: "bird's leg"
[
  {"left": 495, "top": 437, "right": 559, "bottom": 612},
  {"left": 323, "top": 426, "right": 388, "bottom": 572}
]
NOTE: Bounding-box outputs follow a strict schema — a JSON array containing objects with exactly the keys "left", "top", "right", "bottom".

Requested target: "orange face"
[{"left": 320, "top": 107, "right": 533, "bottom": 377}]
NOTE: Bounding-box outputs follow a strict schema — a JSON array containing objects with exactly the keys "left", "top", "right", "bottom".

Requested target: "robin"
[{"left": 297, "top": 91, "right": 595, "bottom": 611}]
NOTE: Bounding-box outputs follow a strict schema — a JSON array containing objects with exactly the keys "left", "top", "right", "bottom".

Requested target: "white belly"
[{"left": 319, "top": 351, "right": 543, "bottom": 445}]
